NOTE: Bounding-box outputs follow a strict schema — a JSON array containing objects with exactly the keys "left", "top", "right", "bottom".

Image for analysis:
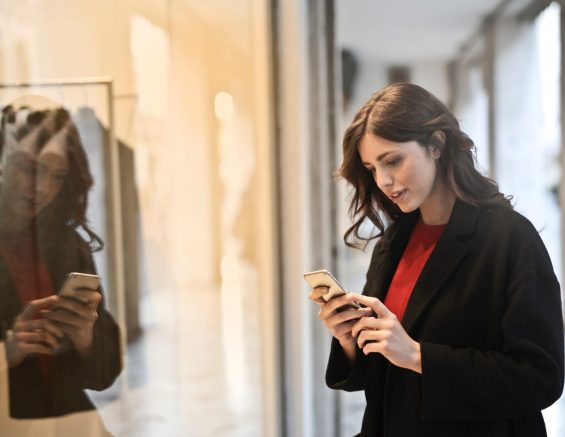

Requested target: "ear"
[{"left": 429, "top": 130, "right": 445, "bottom": 159}]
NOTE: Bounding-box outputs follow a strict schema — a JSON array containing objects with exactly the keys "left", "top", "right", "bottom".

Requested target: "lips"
[
  {"left": 22, "top": 197, "right": 44, "bottom": 210},
  {"left": 389, "top": 189, "right": 406, "bottom": 202}
]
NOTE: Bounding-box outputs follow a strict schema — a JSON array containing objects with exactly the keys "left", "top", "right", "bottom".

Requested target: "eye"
[
  {"left": 15, "top": 160, "right": 36, "bottom": 174},
  {"left": 364, "top": 166, "right": 376, "bottom": 174},
  {"left": 385, "top": 156, "right": 401, "bottom": 167},
  {"left": 52, "top": 171, "right": 68, "bottom": 183}
]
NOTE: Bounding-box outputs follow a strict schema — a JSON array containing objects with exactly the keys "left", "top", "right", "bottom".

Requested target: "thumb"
[
  {"left": 19, "top": 295, "right": 58, "bottom": 320},
  {"left": 353, "top": 294, "right": 393, "bottom": 318}
]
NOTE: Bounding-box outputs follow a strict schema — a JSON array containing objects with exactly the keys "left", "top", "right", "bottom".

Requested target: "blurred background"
[{"left": 0, "top": 0, "right": 563, "bottom": 436}]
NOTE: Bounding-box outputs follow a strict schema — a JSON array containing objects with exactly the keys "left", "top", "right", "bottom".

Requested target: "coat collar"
[{"left": 369, "top": 199, "right": 480, "bottom": 334}]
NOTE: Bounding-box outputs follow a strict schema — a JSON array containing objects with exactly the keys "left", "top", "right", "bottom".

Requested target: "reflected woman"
[{"left": 0, "top": 102, "right": 121, "bottom": 421}]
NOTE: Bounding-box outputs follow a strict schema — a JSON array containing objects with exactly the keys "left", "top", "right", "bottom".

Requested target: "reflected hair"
[
  {"left": 0, "top": 105, "right": 103, "bottom": 252},
  {"left": 340, "top": 83, "right": 512, "bottom": 249}
]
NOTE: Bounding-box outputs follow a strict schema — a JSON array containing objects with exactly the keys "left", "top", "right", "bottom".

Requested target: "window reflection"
[
  {"left": 0, "top": 98, "right": 121, "bottom": 435},
  {"left": 0, "top": 1, "right": 274, "bottom": 435}
]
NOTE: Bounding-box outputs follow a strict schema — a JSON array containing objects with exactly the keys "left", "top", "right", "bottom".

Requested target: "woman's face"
[
  {"left": 358, "top": 133, "right": 441, "bottom": 215},
  {"left": 0, "top": 133, "right": 69, "bottom": 220}
]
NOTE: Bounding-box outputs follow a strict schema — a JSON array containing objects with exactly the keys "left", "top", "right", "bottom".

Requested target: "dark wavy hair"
[
  {"left": 340, "top": 83, "right": 512, "bottom": 249},
  {"left": 0, "top": 105, "right": 103, "bottom": 252}
]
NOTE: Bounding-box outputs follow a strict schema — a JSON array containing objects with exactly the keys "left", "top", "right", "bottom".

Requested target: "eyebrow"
[
  {"left": 35, "top": 162, "right": 70, "bottom": 173},
  {"left": 361, "top": 151, "right": 394, "bottom": 166}
]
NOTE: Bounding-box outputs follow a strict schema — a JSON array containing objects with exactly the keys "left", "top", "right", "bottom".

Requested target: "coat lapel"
[
  {"left": 0, "top": 256, "right": 24, "bottom": 334},
  {"left": 401, "top": 200, "right": 479, "bottom": 333}
]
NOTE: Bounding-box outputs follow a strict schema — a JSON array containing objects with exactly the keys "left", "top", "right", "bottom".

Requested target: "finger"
[
  {"left": 59, "top": 289, "right": 101, "bottom": 306},
  {"left": 42, "top": 308, "right": 86, "bottom": 328},
  {"left": 357, "top": 329, "right": 388, "bottom": 349},
  {"left": 351, "top": 316, "right": 389, "bottom": 338},
  {"left": 14, "top": 318, "right": 64, "bottom": 338},
  {"left": 351, "top": 294, "right": 394, "bottom": 319},
  {"left": 351, "top": 316, "right": 372, "bottom": 338},
  {"left": 16, "top": 342, "right": 56, "bottom": 356},
  {"left": 333, "top": 320, "right": 357, "bottom": 336},
  {"left": 73, "top": 289, "right": 102, "bottom": 305},
  {"left": 51, "top": 292, "right": 101, "bottom": 319},
  {"left": 363, "top": 341, "right": 388, "bottom": 356},
  {"left": 336, "top": 307, "right": 373, "bottom": 324},
  {"left": 309, "top": 286, "right": 329, "bottom": 303},
  {"left": 15, "top": 330, "right": 60, "bottom": 349},
  {"left": 19, "top": 295, "right": 59, "bottom": 320},
  {"left": 320, "top": 293, "right": 359, "bottom": 318},
  {"left": 355, "top": 306, "right": 374, "bottom": 319},
  {"left": 326, "top": 307, "right": 372, "bottom": 327},
  {"left": 51, "top": 297, "right": 91, "bottom": 315}
]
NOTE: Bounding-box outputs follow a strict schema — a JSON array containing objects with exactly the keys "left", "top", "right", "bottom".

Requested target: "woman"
[
  {"left": 309, "top": 83, "right": 564, "bottom": 436},
  {"left": 0, "top": 102, "right": 121, "bottom": 420}
]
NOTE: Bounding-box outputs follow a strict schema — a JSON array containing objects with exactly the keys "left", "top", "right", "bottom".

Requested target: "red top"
[
  {"left": 384, "top": 218, "right": 446, "bottom": 321},
  {"left": 0, "top": 229, "right": 55, "bottom": 303}
]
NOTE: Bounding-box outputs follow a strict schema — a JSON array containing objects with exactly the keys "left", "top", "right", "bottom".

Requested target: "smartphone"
[
  {"left": 59, "top": 272, "right": 101, "bottom": 300},
  {"left": 304, "top": 269, "right": 360, "bottom": 310}
]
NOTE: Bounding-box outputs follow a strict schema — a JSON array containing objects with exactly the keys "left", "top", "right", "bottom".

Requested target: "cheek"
[
  {"left": 402, "top": 159, "right": 437, "bottom": 192},
  {"left": 46, "top": 180, "right": 65, "bottom": 200},
  {"left": 424, "top": 160, "right": 439, "bottom": 184},
  {"left": 3, "top": 169, "right": 32, "bottom": 194},
  {"left": 398, "top": 161, "right": 419, "bottom": 186}
]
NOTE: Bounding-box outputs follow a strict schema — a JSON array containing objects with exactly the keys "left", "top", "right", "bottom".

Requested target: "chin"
[
  {"left": 397, "top": 203, "right": 418, "bottom": 213},
  {"left": 14, "top": 204, "right": 41, "bottom": 220},
  {"left": 18, "top": 209, "right": 38, "bottom": 220}
]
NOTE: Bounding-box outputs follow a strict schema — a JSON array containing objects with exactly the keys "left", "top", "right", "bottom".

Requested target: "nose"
[
  {"left": 375, "top": 168, "right": 393, "bottom": 189},
  {"left": 35, "top": 170, "right": 53, "bottom": 199}
]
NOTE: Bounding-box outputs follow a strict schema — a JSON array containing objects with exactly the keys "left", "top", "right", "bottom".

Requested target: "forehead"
[
  {"left": 38, "top": 134, "right": 68, "bottom": 158},
  {"left": 4, "top": 138, "right": 69, "bottom": 171},
  {"left": 37, "top": 151, "right": 70, "bottom": 174},
  {"left": 358, "top": 133, "right": 401, "bottom": 157}
]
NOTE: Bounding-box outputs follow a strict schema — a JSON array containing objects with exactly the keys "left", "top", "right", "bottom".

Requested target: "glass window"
[{"left": 0, "top": 2, "right": 275, "bottom": 436}]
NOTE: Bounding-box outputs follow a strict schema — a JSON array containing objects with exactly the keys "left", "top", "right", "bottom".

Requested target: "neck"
[{"left": 419, "top": 180, "right": 456, "bottom": 225}]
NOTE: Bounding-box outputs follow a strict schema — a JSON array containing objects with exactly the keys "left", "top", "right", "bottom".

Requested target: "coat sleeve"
[
  {"left": 74, "top": 246, "right": 122, "bottom": 391},
  {"left": 78, "top": 305, "right": 122, "bottom": 391},
  {"left": 326, "top": 337, "right": 368, "bottom": 392},
  {"left": 420, "top": 220, "right": 564, "bottom": 421},
  {"left": 325, "top": 231, "right": 394, "bottom": 392}
]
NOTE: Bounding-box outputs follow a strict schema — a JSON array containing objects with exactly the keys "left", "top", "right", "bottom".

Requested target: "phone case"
[
  {"left": 59, "top": 272, "right": 101, "bottom": 299},
  {"left": 303, "top": 269, "right": 347, "bottom": 302}
]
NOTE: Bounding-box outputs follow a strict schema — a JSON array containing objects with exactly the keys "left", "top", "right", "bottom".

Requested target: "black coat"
[
  {"left": 326, "top": 200, "right": 564, "bottom": 437},
  {"left": 0, "top": 229, "right": 122, "bottom": 419}
]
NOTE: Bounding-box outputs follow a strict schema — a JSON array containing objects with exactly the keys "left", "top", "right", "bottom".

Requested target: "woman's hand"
[
  {"left": 41, "top": 290, "right": 102, "bottom": 357},
  {"left": 5, "top": 295, "right": 64, "bottom": 368},
  {"left": 351, "top": 294, "right": 422, "bottom": 374},
  {"left": 309, "top": 287, "right": 373, "bottom": 347}
]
